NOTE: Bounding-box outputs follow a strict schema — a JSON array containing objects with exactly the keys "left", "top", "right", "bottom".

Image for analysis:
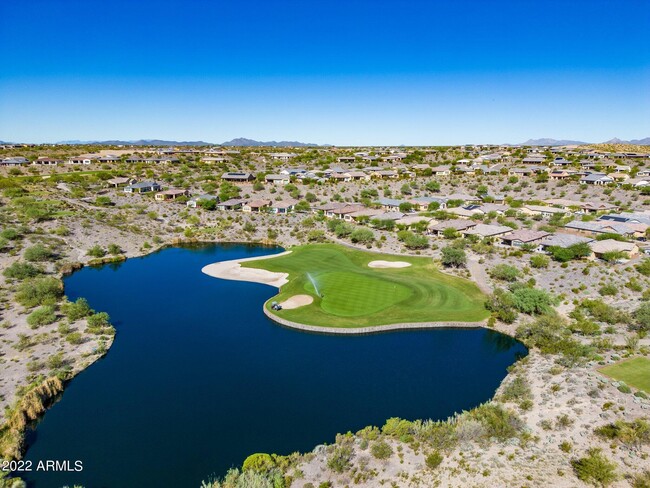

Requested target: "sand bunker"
[
  {"left": 279, "top": 294, "right": 314, "bottom": 310},
  {"left": 201, "top": 251, "right": 291, "bottom": 288},
  {"left": 367, "top": 260, "right": 412, "bottom": 268}
]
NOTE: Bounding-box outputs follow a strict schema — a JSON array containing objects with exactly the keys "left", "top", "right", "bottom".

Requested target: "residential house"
[
  {"left": 375, "top": 198, "right": 406, "bottom": 212},
  {"left": 155, "top": 189, "right": 190, "bottom": 201},
  {"left": 409, "top": 197, "right": 447, "bottom": 211},
  {"left": 462, "top": 224, "right": 513, "bottom": 239},
  {"left": 124, "top": 181, "right": 162, "bottom": 193},
  {"left": 32, "top": 158, "right": 63, "bottom": 165},
  {"left": 67, "top": 157, "right": 92, "bottom": 165},
  {"left": 1, "top": 157, "right": 29, "bottom": 166},
  {"left": 537, "top": 233, "right": 593, "bottom": 251},
  {"left": 216, "top": 198, "right": 248, "bottom": 211},
  {"left": 221, "top": 172, "right": 255, "bottom": 183},
  {"left": 107, "top": 177, "right": 136, "bottom": 187},
  {"left": 580, "top": 202, "right": 618, "bottom": 214},
  {"left": 500, "top": 230, "right": 551, "bottom": 247},
  {"left": 187, "top": 194, "right": 219, "bottom": 208},
  {"left": 265, "top": 174, "right": 291, "bottom": 185},
  {"left": 520, "top": 205, "right": 568, "bottom": 218},
  {"left": 243, "top": 199, "right": 272, "bottom": 212},
  {"left": 590, "top": 239, "right": 639, "bottom": 260},
  {"left": 427, "top": 219, "right": 477, "bottom": 236},
  {"left": 269, "top": 153, "right": 297, "bottom": 162},
  {"left": 580, "top": 173, "right": 613, "bottom": 185},
  {"left": 271, "top": 199, "right": 298, "bottom": 214}
]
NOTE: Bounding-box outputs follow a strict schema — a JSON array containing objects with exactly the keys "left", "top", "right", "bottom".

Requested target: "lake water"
[{"left": 21, "top": 244, "right": 526, "bottom": 488}]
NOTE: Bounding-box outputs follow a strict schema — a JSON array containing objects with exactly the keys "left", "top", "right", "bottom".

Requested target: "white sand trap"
[
  {"left": 279, "top": 294, "right": 314, "bottom": 309},
  {"left": 367, "top": 260, "right": 412, "bottom": 268},
  {"left": 201, "top": 251, "right": 291, "bottom": 288}
]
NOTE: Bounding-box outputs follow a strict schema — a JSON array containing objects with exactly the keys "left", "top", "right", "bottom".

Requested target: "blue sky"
[{"left": 1, "top": 0, "right": 648, "bottom": 145}]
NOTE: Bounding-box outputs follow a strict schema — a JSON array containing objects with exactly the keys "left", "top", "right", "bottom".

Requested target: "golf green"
[
  {"left": 242, "top": 243, "right": 489, "bottom": 328},
  {"left": 599, "top": 357, "right": 650, "bottom": 393}
]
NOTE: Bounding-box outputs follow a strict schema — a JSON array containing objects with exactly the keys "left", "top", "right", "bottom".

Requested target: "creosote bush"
[{"left": 571, "top": 448, "right": 618, "bottom": 487}]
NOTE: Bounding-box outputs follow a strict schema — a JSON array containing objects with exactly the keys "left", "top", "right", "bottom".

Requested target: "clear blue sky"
[{"left": 1, "top": 0, "right": 648, "bottom": 145}]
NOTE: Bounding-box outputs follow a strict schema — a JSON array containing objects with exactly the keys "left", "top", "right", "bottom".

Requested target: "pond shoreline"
[{"left": 263, "top": 306, "right": 487, "bottom": 335}]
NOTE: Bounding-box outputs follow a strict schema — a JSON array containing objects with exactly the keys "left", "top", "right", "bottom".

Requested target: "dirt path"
[{"left": 466, "top": 255, "right": 492, "bottom": 295}]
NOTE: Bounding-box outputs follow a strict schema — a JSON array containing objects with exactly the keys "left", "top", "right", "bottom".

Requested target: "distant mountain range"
[
  {"left": 220, "top": 137, "right": 321, "bottom": 147},
  {"left": 51, "top": 137, "right": 322, "bottom": 147},
  {"left": 520, "top": 137, "right": 650, "bottom": 146},
  {"left": 56, "top": 139, "right": 214, "bottom": 146}
]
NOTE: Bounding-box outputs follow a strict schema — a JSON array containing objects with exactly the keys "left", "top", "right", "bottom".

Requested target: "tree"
[
  {"left": 219, "top": 181, "right": 241, "bottom": 201},
  {"left": 399, "top": 202, "right": 413, "bottom": 213},
  {"left": 305, "top": 192, "right": 318, "bottom": 203},
  {"left": 427, "top": 201, "right": 441, "bottom": 211},
  {"left": 441, "top": 246, "right": 466, "bottom": 267},
  {"left": 294, "top": 200, "right": 310, "bottom": 212},
  {"left": 16, "top": 277, "right": 63, "bottom": 307}
]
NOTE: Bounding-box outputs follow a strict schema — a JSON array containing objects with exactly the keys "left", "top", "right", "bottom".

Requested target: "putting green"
[
  {"left": 243, "top": 243, "right": 489, "bottom": 328},
  {"left": 599, "top": 357, "right": 650, "bottom": 394}
]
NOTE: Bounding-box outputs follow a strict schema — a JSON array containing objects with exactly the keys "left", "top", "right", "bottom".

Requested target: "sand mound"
[
  {"left": 279, "top": 294, "right": 314, "bottom": 310},
  {"left": 367, "top": 260, "right": 411, "bottom": 268},
  {"left": 201, "top": 251, "right": 291, "bottom": 288}
]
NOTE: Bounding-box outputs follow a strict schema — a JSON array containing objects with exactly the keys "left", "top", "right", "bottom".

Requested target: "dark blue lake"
[{"left": 21, "top": 244, "right": 526, "bottom": 488}]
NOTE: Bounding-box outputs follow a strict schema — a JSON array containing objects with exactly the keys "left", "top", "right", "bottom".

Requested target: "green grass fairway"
[
  {"left": 242, "top": 243, "right": 489, "bottom": 328},
  {"left": 600, "top": 357, "right": 650, "bottom": 393}
]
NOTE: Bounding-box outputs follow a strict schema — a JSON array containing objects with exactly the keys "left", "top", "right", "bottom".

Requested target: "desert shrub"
[
  {"left": 489, "top": 264, "right": 520, "bottom": 282},
  {"left": 598, "top": 284, "right": 618, "bottom": 296},
  {"left": 357, "top": 425, "right": 380, "bottom": 441},
  {"left": 425, "top": 450, "right": 443, "bottom": 470},
  {"left": 327, "top": 445, "right": 352, "bottom": 473},
  {"left": 24, "top": 244, "right": 54, "bottom": 262},
  {"left": 26, "top": 306, "right": 57, "bottom": 328},
  {"left": 465, "top": 403, "right": 523, "bottom": 441},
  {"left": 382, "top": 417, "right": 413, "bottom": 438},
  {"left": 370, "top": 440, "right": 393, "bottom": 459},
  {"left": 65, "top": 332, "right": 83, "bottom": 344},
  {"left": 87, "top": 245, "right": 106, "bottom": 258},
  {"left": 107, "top": 243, "right": 122, "bottom": 255},
  {"left": 403, "top": 233, "right": 429, "bottom": 250},
  {"left": 46, "top": 352, "right": 66, "bottom": 370},
  {"left": 499, "top": 376, "right": 531, "bottom": 403},
  {"left": 571, "top": 448, "right": 617, "bottom": 487},
  {"left": 16, "top": 277, "right": 63, "bottom": 307},
  {"left": 485, "top": 288, "right": 518, "bottom": 323},
  {"left": 636, "top": 258, "right": 650, "bottom": 276},
  {"left": 530, "top": 254, "right": 549, "bottom": 268},
  {"left": 350, "top": 228, "right": 374, "bottom": 244},
  {"left": 516, "top": 313, "right": 592, "bottom": 365},
  {"left": 242, "top": 453, "right": 275, "bottom": 472},
  {"left": 634, "top": 303, "right": 650, "bottom": 332},
  {"left": 510, "top": 286, "right": 556, "bottom": 315},
  {"left": 3, "top": 261, "right": 43, "bottom": 280},
  {"left": 62, "top": 298, "right": 92, "bottom": 321},
  {"left": 594, "top": 419, "right": 650, "bottom": 448},
  {"left": 580, "top": 299, "right": 629, "bottom": 325},
  {"left": 633, "top": 471, "right": 650, "bottom": 488}
]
